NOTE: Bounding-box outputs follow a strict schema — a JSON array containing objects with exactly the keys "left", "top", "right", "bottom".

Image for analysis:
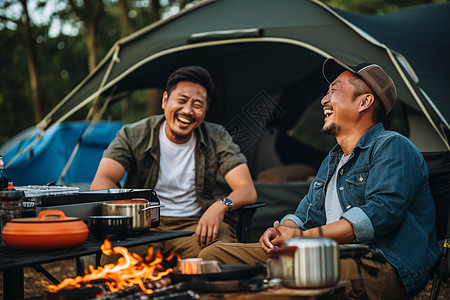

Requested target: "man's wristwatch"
[{"left": 219, "top": 197, "right": 233, "bottom": 211}]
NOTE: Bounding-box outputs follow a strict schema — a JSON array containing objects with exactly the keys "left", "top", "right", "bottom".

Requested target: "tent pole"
[
  {"left": 57, "top": 47, "right": 121, "bottom": 184},
  {"left": 4, "top": 131, "right": 43, "bottom": 170}
]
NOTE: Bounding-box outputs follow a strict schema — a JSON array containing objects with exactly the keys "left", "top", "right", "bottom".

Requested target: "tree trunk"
[
  {"left": 19, "top": 0, "right": 42, "bottom": 123},
  {"left": 118, "top": 0, "right": 137, "bottom": 36},
  {"left": 86, "top": 0, "right": 103, "bottom": 72},
  {"left": 87, "top": 20, "right": 98, "bottom": 72},
  {"left": 179, "top": 0, "right": 195, "bottom": 10},
  {"left": 179, "top": 0, "right": 188, "bottom": 10},
  {"left": 68, "top": 0, "right": 104, "bottom": 72},
  {"left": 150, "top": 0, "right": 161, "bottom": 23}
]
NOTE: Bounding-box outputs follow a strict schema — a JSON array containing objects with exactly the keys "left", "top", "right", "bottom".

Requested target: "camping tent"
[
  {"left": 2, "top": 0, "right": 449, "bottom": 235},
  {"left": 21, "top": 0, "right": 448, "bottom": 180},
  {"left": 35, "top": 0, "right": 450, "bottom": 148}
]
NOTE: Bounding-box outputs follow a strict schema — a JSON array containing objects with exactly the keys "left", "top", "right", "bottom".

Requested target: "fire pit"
[
  {"left": 43, "top": 278, "right": 199, "bottom": 300},
  {"left": 42, "top": 239, "right": 183, "bottom": 297},
  {"left": 40, "top": 239, "right": 267, "bottom": 300},
  {"left": 0, "top": 231, "right": 194, "bottom": 300}
]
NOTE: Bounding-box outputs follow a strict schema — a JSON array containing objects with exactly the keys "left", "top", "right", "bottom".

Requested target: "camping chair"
[
  {"left": 234, "top": 202, "right": 267, "bottom": 243},
  {"left": 421, "top": 151, "right": 450, "bottom": 300}
]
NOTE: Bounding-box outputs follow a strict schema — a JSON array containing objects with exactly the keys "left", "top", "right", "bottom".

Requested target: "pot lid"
[
  {"left": 9, "top": 209, "right": 81, "bottom": 223},
  {"left": 286, "top": 237, "right": 337, "bottom": 248}
]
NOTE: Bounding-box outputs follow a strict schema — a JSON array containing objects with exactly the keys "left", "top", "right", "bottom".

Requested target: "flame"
[{"left": 43, "top": 239, "right": 180, "bottom": 295}]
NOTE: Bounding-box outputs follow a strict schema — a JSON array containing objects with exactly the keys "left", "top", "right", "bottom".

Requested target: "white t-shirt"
[
  {"left": 154, "top": 121, "right": 202, "bottom": 217},
  {"left": 324, "top": 154, "right": 350, "bottom": 224}
]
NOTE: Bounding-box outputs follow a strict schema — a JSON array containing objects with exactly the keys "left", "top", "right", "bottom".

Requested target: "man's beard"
[
  {"left": 321, "top": 123, "right": 340, "bottom": 136},
  {"left": 171, "top": 129, "right": 190, "bottom": 142}
]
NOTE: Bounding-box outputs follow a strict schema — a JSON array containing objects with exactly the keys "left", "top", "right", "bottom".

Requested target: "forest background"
[{"left": 0, "top": 0, "right": 448, "bottom": 147}]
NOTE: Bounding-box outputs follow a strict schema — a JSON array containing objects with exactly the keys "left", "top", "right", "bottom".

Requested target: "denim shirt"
[{"left": 281, "top": 123, "right": 440, "bottom": 296}]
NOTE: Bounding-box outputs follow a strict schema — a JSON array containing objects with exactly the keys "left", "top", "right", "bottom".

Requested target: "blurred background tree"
[{"left": 0, "top": 0, "right": 447, "bottom": 146}]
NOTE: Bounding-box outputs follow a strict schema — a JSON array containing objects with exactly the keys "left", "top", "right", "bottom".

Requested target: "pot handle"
[
  {"left": 38, "top": 210, "right": 66, "bottom": 220},
  {"left": 268, "top": 245, "right": 298, "bottom": 257},
  {"left": 140, "top": 204, "right": 164, "bottom": 211}
]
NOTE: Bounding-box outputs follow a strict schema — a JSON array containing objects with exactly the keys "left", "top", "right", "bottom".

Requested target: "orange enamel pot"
[{"left": 2, "top": 209, "right": 89, "bottom": 250}]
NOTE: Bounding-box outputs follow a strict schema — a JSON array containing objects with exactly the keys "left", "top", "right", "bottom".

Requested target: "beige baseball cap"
[{"left": 322, "top": 58, "right": 397, "bottom": 115}]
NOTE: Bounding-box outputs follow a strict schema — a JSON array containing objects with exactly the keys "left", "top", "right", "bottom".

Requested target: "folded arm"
[{"left": 260, "top": 218, "right": 355, "bottom": 255}]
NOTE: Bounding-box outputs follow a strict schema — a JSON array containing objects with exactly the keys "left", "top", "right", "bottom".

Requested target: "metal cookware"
[
  {"left": 171, "top": 264, "right": 266, "bottom": 282},
  {"left": 1, "top": 209, "right": 89, "bottom": 250},
  {"left": 101, "top": 199, "right": 161, "bottom": 231},
  {"left": 268, "top": 237, "right": 339, "bottom": 288},
  {"left": 88, "top": 215, "right": 133, "bottom": 240}
]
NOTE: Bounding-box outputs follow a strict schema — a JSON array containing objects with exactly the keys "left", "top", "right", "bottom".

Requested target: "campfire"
[{"left": 42, "top": 239, "right": 180, "bottom": 296}]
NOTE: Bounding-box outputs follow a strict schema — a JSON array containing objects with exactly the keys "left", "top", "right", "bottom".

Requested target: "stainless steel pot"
[
  {"left": 101, "top": 199, "right": 161, "bottom": 231},
  {"left": 268, "top": 237, "right": 339, "bottom": 288}
]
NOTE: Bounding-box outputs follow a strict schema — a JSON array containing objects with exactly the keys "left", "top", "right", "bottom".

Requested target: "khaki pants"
[
  {"left": 101, "top": 216, "right": 237, "bottom": 265},
  {"left": 198, "top": 241, "right": 407, "bottom": 299}
]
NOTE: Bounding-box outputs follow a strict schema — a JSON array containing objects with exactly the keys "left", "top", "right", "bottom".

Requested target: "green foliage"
[
  {"left": 0, "top": 22, "right": 90, "bottom": 146},
  {"left": 0, "top": 26, "right": 31, "bottom": 146}
]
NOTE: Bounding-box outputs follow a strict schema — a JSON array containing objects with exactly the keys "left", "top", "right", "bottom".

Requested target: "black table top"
[{"left": 0, "top": 230, "right": 194, "bottom": 270}]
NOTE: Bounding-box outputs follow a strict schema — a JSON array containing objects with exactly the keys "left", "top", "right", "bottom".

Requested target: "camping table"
[
  {"left": 200, "top": 281, "right": 349, "bottom": 300},
  {"left": 0, "top": 230, "right": 193, "bottom": 300}
]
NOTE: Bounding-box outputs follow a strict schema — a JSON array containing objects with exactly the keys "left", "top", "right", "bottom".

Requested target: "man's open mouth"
[
  {"left": 324, "top": 108, "right": 333, "bottom": 118},
  {"left": 177, "top": 115, "right": 193, "bottom": 125}
]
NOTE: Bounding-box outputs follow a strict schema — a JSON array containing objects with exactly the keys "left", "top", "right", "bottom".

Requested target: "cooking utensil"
[
  {"left": 200, "top": 260, "right": 221, "bottom": 273},
  {"left": 268, "top": 237, "right": 339, "bottom": 288},
  {"left": 177, "top": 258, "right": 203, "bottom": 274},
  {"left": 140, "top": 204, "right": 163, "bottom": 211},
  {"left": 1, "top": 209, "right": 89, "bottom": 250},
  {"left": 88, "top": 215, "right": 132, "bottom": 240},
  {"left": 175, "top": 258, "right": 221, "bottom": 274},
  {"left": 101, "top": 199, "right": 160, "bottom": 231},
  {"left": 171, "top": 264, "right": 266, "bottom": 282}
]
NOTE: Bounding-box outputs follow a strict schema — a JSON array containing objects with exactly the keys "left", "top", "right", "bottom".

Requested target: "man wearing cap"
[{"left": 198, "top": 58, "right": 439, "bottom": 298}]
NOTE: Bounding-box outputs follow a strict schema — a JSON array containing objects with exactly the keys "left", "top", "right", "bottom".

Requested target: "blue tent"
[{"left": 0, "top": 121, "right": 123, "bottom": 187}]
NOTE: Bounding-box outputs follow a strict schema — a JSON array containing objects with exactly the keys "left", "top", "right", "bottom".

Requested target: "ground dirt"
[{"left": 0, "top": 259, "right": 448, "bottom": 299}]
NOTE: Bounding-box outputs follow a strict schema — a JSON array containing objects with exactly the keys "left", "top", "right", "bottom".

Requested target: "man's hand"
[
  {"left": 260, "top": 220, "right": 294, "bottom": 254},
  {"left": 259, "top": 225, "right": 280, "bottom": 255},
  {"left": 196, "top": 200, "right": 227, "bottom": 248},
  {"left": 260, "top": 221, "right": 302, "bottom": 255},
  {"left": 267, "top": 221, "right": 300, "bottom": 254}
]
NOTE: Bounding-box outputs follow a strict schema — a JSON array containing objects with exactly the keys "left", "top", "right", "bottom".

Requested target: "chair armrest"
[
  {"left": 339, "top": 244, "right": 370, "bottom": 259},
  {"left": 235, "top": 202, "right": 267, "bottom": 243}
]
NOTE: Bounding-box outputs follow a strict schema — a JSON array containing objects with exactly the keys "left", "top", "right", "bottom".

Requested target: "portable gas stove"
[{"left": 16, "top": 187, "right": 159, "bottom": 221}]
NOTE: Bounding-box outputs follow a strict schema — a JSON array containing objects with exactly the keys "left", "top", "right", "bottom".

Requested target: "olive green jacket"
[{"left": 103, "top": 115, "right": 246, "bottom": 210}]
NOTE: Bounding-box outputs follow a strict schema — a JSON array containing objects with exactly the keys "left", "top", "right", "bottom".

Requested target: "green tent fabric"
[
  {"left": 38, "top": 0, "right": 449, "bottom": 151},
  {"left": 334, "top": 3, "right": 450, "bottom": 125}
]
